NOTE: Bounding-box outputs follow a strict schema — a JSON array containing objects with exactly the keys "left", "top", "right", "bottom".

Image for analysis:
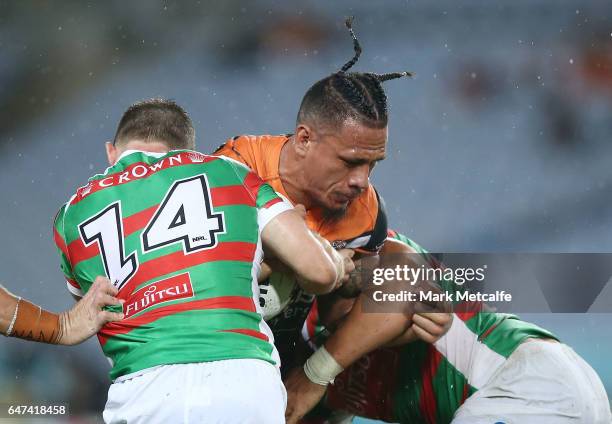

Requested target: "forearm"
[
  {"left": 324, "top": 295, "right": 411, "bottom": 368},
  {"left": 2, "top": 295, "right": 63, "bottom": 343},
  {"left": 262, "top": 210, "right": 339, "bottom": 293},
  {"left": 0, "top": 286, "right": 19, "bottom": 335}
]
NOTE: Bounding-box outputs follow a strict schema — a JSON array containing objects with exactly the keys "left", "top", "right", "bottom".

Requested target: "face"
[{"left": 296, "top": 118, "right": 387, "bottom": 216}]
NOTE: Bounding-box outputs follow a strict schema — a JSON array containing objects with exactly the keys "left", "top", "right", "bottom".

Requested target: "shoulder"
[{"left": 213, "top": 134, "right": 289, "bottom": 174}]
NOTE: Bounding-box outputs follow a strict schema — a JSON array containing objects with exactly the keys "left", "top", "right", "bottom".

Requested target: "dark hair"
[
  {"left": 297, "top": 17, "right": 412, "bottom": 129},
  {"left": 113, "top": 98, "right": 195, "bottom": 150}
]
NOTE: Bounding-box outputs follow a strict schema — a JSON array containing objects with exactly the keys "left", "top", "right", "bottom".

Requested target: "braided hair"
[{"left": 297, "top": 17, "right": 412, "bottom": 129}]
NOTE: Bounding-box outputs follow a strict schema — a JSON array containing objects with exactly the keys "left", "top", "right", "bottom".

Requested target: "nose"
[{"left": 347, "top": 164, "right": 370, "bottom": 193}]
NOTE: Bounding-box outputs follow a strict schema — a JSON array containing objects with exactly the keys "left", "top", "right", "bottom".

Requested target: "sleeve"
[
  {"left": 254, "top": 182, "right": 293, "bottom": 232},
  {"left": 362, "top": 188, "right": 388, "bottom": 253},
  {"left": 222, "top": 155, "right": 293, "bottom": 232},
  {"left": 53, "top": 205, "right": 83, "bottom": 298}
]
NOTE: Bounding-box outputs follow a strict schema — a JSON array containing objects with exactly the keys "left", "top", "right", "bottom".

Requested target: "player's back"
[{"left": 54, "top": 149, "right": 281, "bottom": 380}]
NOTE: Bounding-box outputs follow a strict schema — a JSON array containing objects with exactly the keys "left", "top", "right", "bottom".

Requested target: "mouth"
[{"left": 333, "top": 191, "right": 357, "bottom": 205}]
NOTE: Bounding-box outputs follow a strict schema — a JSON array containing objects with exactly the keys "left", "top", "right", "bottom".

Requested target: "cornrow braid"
[
  {"left": 375, "top": 71, "right": 414, "bottom": 82},
  {"left": 296, "top": 18, "right": 413, "bottom": 129},
  {"left": 339, "top": 16, "right": 362, "bottom": 73},
  {"left": 331, "top": 74, "right": 378, "bottom": 121}
]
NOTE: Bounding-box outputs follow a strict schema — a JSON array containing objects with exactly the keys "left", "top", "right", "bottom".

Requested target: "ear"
[
  {"left": 105, "top": 142, "right": 119, "bottom": 166},
  {"left": 294, "top": 124, "right": 312, "bottom": 158}
]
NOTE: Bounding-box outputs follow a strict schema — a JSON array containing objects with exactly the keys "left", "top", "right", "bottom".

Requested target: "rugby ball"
[{"left": 259, "top": 271, "right": 297, "bottom": 320}]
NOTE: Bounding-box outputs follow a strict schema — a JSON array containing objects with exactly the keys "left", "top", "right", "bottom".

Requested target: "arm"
[
  {"left": 379, "top": 238, "right": 453, "bottom": 343},
  {"left": 284, "top": 293, "right": 411, "bottom": 423},
  {"left": 1, "top": 276, "right": 124, "bottom": 345},
  {"left": 285, "top": 238, "right": 450, "bottom": 423},
  {"left": 262, "top": 209, "right": 351, "bottom": 295}
]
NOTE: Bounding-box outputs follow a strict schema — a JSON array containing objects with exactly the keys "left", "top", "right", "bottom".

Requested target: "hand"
[
  {"left": 310, "top": 233, "right": 355, "bottom": 290},
  {"left": 58, "top": 276, "right": 125, "bottom": 345},
  {"left": 334, "top": 248, "right": 355, "bottom": 290},
  {"left": 411, "top": 312, "right": 453, "bottom": 344},
  {"left": 284, "top": 367, "right": 328, "bottom": 424}
]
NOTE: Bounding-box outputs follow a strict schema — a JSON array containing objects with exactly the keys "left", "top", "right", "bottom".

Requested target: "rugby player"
[
  {"left": 1, "top": 276, "right": 123, "bottom": 344},
  {"left": 214, "top": 18, "right": 451, "bottom": 381},
  {"left": 287, "top": 231, "right": 612, "bottom": 423},
  {"left": 53, "top": 99, "right": 352, "bottom": 423}
]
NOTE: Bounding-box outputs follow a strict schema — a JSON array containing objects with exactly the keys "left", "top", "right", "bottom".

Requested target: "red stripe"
[
  {"left": 460, "top": 381, "right": 470, "bottom": 405},
  {"left": 220, "top": 328, "right": 269, "bottom": 342},
  {"left": 123, "top": 205, "right": 157, "bottom": 236},
  {"left": 478, "top": 322, "right": 498, "bottom": 341},
  {"left": 306, "top": 298, "right": 319, "bottom": 340},
  {"left": 118, "top": 241, "right": 256, "bottom": 299},
  {"left": 98, "top": 296, "right": 256, "bottom": 345},
  {"left": 66, "top": 278, "right": 80, "bottom": 289},
  {"left": 53, "top": 227, "right": 69, "bottom": 259},
  {"left": 262, "top": 197, "right": 283, "bottom": 209},
  {"left": 211, "top": 185, "right": 255, "bottom": 207},
  {"left": 419, "top": 345, "right": 443, "bottom": 424},
  {"left": 243, "top": 171, "right": 264, "bottom": 203},
  {"left": 455, "top": 301, "right": 483, "bottom": 322},
  {"left": 69, "top": 240, "right": 98, "bottom": 265}
]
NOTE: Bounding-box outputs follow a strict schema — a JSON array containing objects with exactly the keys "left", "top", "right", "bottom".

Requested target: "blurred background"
[{"left": 0, "top": 0, "right": 611, "bottom": 422}]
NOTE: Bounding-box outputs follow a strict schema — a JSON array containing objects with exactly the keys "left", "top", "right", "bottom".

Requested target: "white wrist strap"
[
  {"left": 303, "top": 346, "right": 344, "bottom": 386},
  {"left": 6, "top": 296, "right": 21, "bottom": 336}
]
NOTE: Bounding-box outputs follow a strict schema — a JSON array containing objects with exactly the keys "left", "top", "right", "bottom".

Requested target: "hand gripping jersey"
[
  {"left": 214, "top": 135, "right": 388, "bottom": 372},
  {"left": 53, "top": 150, "right": 291, "bottom": 380},
  {"left": 313, "top": 231, "right": 558, "bottom": 424}
]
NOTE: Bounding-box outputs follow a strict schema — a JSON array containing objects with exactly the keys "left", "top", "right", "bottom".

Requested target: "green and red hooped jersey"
[
  {"left": 308, "top": 230, "right": 557, "bottom": 424},
  {"left": 53, "top": 149, "right": 291, "bottom": 381}
]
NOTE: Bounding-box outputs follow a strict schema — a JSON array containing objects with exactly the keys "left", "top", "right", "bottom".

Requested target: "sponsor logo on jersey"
[
  {"left": 81, "top": 182, "right": 93, "bottom": 196},
  {"left": 73, "top": 152, "right": 216, "bottom": 204},
  {"left": 188, "top": 152, "right": 206, "bottom": 163},
  {"left": 124, "top": 272, "right": 194, "bottom": 318}
]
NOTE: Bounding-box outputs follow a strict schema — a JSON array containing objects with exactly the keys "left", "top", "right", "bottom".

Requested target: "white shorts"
[
  {"left": 103, "top": 359, "right": 286, "bottom": 424},
  {"left": 452, "top": 339, "right": 611, "bottom": 424}
]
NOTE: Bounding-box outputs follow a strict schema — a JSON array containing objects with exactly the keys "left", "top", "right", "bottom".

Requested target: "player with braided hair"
[
  {"left": 279, "top": 17, "right": 601, "bottom": 423},
  {"left": 296, "top": 18, "right": 411, "bottom": 133},
  {"left": 214, "top": 16, "right": 452, "bottom": 400}
]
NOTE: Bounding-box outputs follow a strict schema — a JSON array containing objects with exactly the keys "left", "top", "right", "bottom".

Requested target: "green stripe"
[
  {"left": 394, "top": 341, "right": 427, "bottom": 423},
  {"left": 467, "top": 313, "right": 557, "bottom": 358},
  {"left": 103, "top": 309, "right": 272, "bottom": 380},
  {"left": 256, "top": 182, "right": 282, "bottom": 209},
  {"left": 430, "top": 356, "right": 471, "bottom": 423}
]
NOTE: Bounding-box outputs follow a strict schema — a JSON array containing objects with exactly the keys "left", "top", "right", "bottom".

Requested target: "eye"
[{"left": 342, "top": 158, "right": 359, "bottom": 168}]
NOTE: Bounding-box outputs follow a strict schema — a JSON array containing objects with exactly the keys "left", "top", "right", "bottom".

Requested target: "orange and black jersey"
[
  {"left": 214, "top": 134, "right": 388, "bottom": 253},
  {"left": 214, "top": 134, "right": 388, "bottom": 375}
]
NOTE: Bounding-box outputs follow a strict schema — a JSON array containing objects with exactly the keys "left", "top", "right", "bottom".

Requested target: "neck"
[
  {"left": 120, "top": 140, "right": 171, "bottom": 155},
  {"left": 279, "top": 136, "right": 314, "bottom": 209}
]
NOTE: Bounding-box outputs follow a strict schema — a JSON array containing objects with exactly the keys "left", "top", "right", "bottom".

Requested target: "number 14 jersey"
[{"left": 53, "top": 149, "right": 291, "bottom": 380}]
